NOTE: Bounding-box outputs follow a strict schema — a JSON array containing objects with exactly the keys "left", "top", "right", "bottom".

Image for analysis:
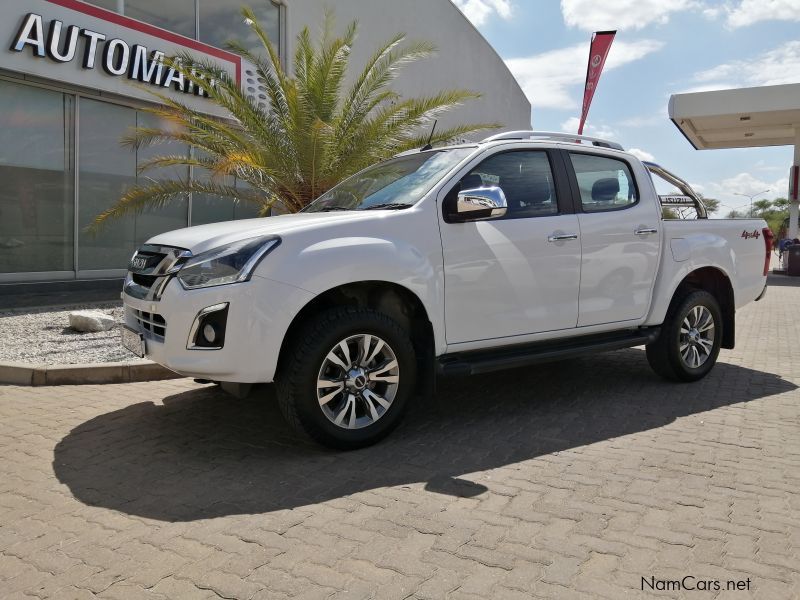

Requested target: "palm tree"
[{"left": 90, "top": 8, "right": 500, "bottom": 228}]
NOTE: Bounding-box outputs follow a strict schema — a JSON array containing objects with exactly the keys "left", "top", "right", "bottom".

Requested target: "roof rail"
[{"left": 481, "top": 130, "right": 624, "bottom": 151}]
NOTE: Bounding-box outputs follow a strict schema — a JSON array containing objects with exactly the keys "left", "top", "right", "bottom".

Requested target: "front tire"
[
  {"left": 276, "top": 307, "right": 417, "bottom": 450},
  {"left": 646, "top": 290, "right": 723, "bottom": 382}
]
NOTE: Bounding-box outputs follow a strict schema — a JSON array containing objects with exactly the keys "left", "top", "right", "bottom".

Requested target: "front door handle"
[
  {"left": 548, "top": 233, "right": 579, "bottom": 242},
  {"left": 634, "top": 227, "right": 658, "bottom": 236}
]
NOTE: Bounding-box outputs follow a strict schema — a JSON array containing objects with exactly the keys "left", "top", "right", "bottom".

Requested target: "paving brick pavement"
[{"left": 1, "top": 280, "right": 800, "bottom": 599}]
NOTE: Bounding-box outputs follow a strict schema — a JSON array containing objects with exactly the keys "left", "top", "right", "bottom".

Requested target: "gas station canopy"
[
  {"left": 669, "top": 82, "right": 800, "bottom": 240},
  {"left": 669, "top": 83, "right": 800, "bottom": 150}
]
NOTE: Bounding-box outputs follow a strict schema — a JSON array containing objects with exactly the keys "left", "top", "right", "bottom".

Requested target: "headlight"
[{"left": 176, "top": 236, "right": 280, "bottom": 290}]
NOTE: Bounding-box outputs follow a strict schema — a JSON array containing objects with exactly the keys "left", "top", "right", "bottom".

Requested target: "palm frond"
[
  {"left": 336, "top": 38, "right": 436, "bottom": 144},
  {"left": 92, "top": 9, "right": 504, "bottom": 228}
]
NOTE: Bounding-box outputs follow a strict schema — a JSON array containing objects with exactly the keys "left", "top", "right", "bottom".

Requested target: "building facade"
[{"left": 0, "top": 0, "right": 531, "bottom": 285}]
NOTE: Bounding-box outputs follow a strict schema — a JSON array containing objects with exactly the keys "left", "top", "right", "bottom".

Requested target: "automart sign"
[
  {"left": 11, "top": 13, "right": 217, "bottom": 96},
  {"left": 1, "top": 0, "right": 241, "bottom": 117}
]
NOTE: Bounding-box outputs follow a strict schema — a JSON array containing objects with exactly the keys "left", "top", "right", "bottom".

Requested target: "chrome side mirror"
[{"left": 452, "top": 186, "right": 508, "bottom": 222}]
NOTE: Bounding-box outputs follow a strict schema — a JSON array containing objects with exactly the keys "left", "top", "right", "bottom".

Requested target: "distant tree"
[
  {"left": 751, "top": 197, "right": 789, "bottom": 236},
  {"left": 699, "top": 195, "right": 719, "bottom": 216},
  {"left": 661, "top": 193, "right": 719, "bottom": 219},
  {"left": 752, "top": 198, "right": 772, "bottom": 214}
]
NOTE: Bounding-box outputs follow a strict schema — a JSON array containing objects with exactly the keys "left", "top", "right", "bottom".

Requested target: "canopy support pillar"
[{"left": 789, "top": 127, "right": 800, "bottom": 240}]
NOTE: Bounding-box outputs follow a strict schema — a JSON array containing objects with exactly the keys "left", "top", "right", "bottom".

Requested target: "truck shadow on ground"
[{"left": 53, "top": 348, "right": 796, "bottom": 521}]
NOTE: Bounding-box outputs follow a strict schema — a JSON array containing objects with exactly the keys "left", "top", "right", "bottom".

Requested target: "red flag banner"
[{"left": 578, "top": 30, "right": 616, "bottom": 135}]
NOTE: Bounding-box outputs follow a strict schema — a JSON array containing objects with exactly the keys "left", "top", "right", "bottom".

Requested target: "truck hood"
[{"left": 146, "top": 211, "right": 383, "bottom": 255}]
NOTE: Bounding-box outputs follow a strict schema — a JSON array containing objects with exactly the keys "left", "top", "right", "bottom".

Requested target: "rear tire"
[
  {"left": 276, "top": 307, "right": 417, "bottom": 450},
  {"left": 646, "top": 290, "right": 722, "bottom": 382}
]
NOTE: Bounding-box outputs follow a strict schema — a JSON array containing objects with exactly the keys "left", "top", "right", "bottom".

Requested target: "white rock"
[{"left": 68, "top": 310, "right": 117, "bottom": 333}]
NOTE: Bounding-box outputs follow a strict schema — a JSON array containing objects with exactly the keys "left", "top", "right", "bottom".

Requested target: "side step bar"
[{"left": 437, "top": 328, "right": 661, "bottom": 377}]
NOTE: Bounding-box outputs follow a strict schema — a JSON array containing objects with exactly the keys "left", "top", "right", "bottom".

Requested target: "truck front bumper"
[{"left": 122, "top": 275, "right": 314, "bottom": 383}]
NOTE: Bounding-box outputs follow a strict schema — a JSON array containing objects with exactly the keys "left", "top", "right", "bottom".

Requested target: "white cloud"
[
  {"left": 452, "top": 0, "right": 513, "bottom": 26},
  {"left": 560, "top": 0, "right": 698, "bottom": 31},
  {"left": 673, "top": 83, "right": 738, "bottom": 94},
  {"left": 692, "top": 41, "right": 800, "bottom": 89},
  {"left": 720, "top": 172, "right": 786, "bottom": 196},
  {"left": 702, "top": 171, "right": 789, "bottom": 212},
  {"left": 559, "top": 116, "right": 618, "bottom": 139},
  {"left": 617, "top": 113, "right": 666, "bottom": 127},
  {"left": 702, "top": 6, "right": 724, "bottom": 19},
  {"left": 755, "top": 160, "right": 785, "bottom": 172},
  {"left": 724, "top": 0, "right": 800, "bottom": 28},
  {"left": 506, "top": 39, "right": 663, "bottom": 109},
  {"left": 560, "top": 117, "right": 581, "bottom": 132},
  {"left": 628, "top": 147, "right": 655, "bottom": 162}
]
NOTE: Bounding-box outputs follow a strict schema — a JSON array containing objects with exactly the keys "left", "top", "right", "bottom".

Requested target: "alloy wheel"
[
  {"left": 679, "top": 305, "right": 715, "bottom": 369},
  {"left": 316, "top": 334, "right": 400, "bottom": 429}
]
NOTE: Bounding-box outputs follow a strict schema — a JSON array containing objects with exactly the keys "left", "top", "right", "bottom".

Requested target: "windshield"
[{"left": 304, "top": 148, "right": 474, "bottom": 212}]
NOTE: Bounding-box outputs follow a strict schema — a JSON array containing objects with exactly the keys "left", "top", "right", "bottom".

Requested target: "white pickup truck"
[{"left": 121, "top": 131, "right": 772, "bottom": 449}]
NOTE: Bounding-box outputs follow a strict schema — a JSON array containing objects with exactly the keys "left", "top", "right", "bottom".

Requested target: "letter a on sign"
[
  {"left": 12, "top": 13, "right": 46, "bottom": 57},
  {"left": 577, "top": 30, "right": 615, "bottom": 135}
]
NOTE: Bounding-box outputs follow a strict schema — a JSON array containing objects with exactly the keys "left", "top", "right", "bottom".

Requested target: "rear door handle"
[
  {"left": 634, "top": 227, "right": 658, "bottom": 236},
  {"left": 548, "top": 233, "right": 579, "bottom": 242}
]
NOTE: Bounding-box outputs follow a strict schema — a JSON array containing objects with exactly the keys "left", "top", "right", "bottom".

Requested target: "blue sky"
[{"left": 452, "top": 0, "right": 800, "bottom": 215}]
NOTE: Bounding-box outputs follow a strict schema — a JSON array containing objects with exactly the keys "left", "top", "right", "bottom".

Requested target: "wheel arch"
[
  {"left": 668, "top": 266, "right": 735, "bottom": 349},
  {"left": 277, "top": 280, "right": 437, "bottom": 393}
]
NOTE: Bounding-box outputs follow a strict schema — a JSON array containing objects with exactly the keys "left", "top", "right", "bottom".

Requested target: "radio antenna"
[{"left": 420, "top": 120, "right": 437, "bottom": 151}]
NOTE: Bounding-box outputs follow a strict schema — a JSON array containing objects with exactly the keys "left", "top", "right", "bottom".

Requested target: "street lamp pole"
[{"left": 733, "top": 189, "right": 770, "bottom": 217}]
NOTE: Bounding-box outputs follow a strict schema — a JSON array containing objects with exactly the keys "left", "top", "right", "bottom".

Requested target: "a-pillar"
[{"left": 790, "top": 127, "right": 800, "bottom": 239}]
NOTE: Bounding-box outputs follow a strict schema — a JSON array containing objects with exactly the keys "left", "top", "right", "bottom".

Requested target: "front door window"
[{"left": 441, "top": 150, "right": 581, "bottom": 344}]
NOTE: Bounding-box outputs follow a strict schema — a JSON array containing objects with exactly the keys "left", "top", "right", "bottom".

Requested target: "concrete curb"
[{"left": 0, "top": 360, "right": 182, "bottom": 386}]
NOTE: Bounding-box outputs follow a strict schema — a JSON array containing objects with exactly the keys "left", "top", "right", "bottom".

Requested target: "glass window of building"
[
  {"left": 83, "top": 0, "right": 120, "bottom": 12},
  {"left": 133, "top": 112, "right": 190, "bottom": 244},
  {"left": 191, "top": 190, "right": 262, "bottom": 226},
  {"left": 199, "top": 0, "right": 281, "bottom": 53},
  {"left": 78, "top": 100, "right": 189, "bottom": 272},
  {"left": 190, "top": 159, "right": 261, "bottom": 226},
  {"left": 125, "top": 0, "right": 197, "bottom": 38},
  {"left": 0, "top": 80, "right": 75, "bottom": 275},
  {"left": 78, "top": 100, "right": 137, "bottom": 272},
  {"left": 83, "top": 1, "right": 282, "bottom": 54}
]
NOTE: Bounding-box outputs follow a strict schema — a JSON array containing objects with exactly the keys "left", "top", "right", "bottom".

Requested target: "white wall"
[{"left": 282, "top": 0, "right": 531, "bottom": 139}]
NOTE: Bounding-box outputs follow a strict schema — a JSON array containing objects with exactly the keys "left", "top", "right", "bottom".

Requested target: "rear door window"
[{"left": 569, "top": 153, "right": 638, "bottom": 212}]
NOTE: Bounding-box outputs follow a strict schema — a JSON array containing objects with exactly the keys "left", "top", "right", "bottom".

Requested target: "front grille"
[
  {"left": 124, "top": 244, "right": 191, "bottom": 301},
  {"left": 132, "top": 273, "right": 158, "bottom": 288},
  {"left": 133, "top": 309, "right": 167, "bottom": 339}
]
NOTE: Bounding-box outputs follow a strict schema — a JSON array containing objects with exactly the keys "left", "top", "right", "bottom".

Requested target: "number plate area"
[{"left": 120, "top": 325, "right": 146, "bottom": 358}]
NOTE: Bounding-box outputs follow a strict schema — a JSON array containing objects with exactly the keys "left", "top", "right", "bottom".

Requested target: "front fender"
[{"left": 259, "top": 235, "right": 446, "bottom": 355}]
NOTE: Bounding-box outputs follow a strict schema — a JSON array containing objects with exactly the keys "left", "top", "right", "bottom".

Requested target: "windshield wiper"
[
  {"left": 315, "top": 206, "right": 353, "bottom": 212},
  {"left": 360, "top": 203, "right": 412, "bottom": 211}
]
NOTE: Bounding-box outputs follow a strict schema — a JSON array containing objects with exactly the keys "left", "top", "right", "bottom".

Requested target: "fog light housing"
[
  {"left": 202, "top": 323, "right": 217, "bottom": 344},
  {"left": 187, "top": 303, "right": 229, "bottom": 350}
]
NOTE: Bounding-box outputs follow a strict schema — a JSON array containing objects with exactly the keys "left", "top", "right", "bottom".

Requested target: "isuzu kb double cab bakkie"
[{"left": 122, "top": 131, "right": 772, "bottom": 449}]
